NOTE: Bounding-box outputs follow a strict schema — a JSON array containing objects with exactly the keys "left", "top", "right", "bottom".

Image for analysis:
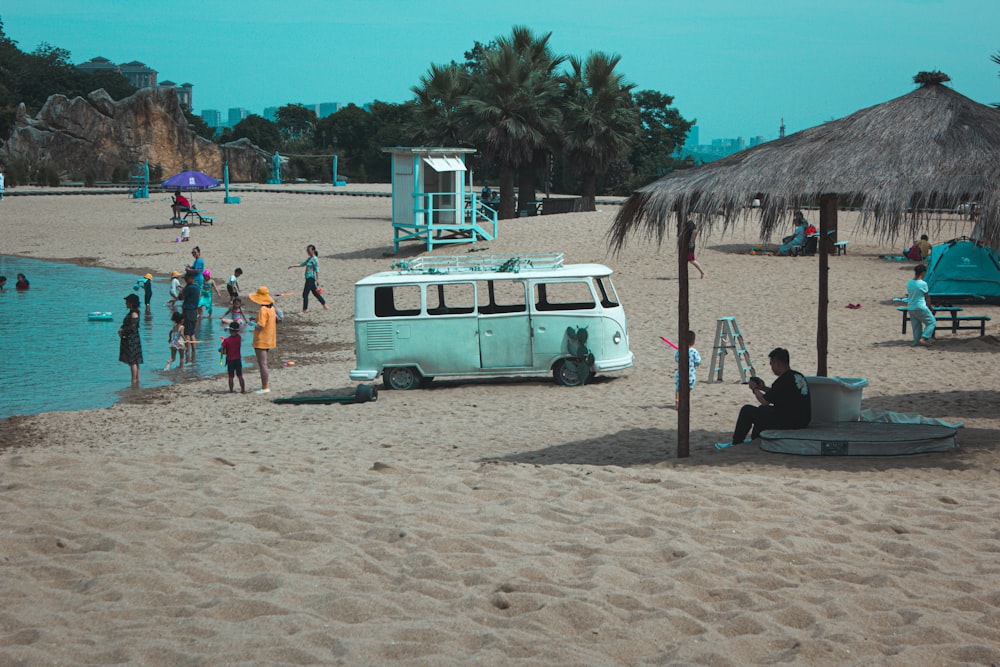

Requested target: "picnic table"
[
  {"left": 171, "top": 207, "right": 214, "bottom": 226},
  {"left": 898, "top": 306, "right": 991, "bottom": 336}
]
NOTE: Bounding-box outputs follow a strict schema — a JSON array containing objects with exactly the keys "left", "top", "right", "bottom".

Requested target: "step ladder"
[{"left": 707, "top": 316, "right": 755, "bottom": 383}]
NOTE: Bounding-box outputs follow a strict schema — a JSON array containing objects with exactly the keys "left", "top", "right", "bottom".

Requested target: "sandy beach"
[{"left": 1, "top": 187, "right": 998, "bottom": 666}]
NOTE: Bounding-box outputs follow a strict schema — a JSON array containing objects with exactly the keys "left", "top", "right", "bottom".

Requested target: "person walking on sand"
[
  {"left": 683, "top": 216, "right": 706, "bottom": 278},
  {"left": 248, "top": 286, "right": 277, "bottom": 394},
  {"left": 0, "top": 169, "right": 5, "bottom": 201},
  {"left": 907, "top": 263, "right": 936, "bottom": 347},
  {"left": 119, "top": 293, "right": 143, "bottom": 387},
  {"left": 289, "top": 244, "right": 328, "bottom": 313}
]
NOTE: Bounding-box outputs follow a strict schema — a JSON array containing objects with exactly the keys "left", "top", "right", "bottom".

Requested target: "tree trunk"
[
  {"left": 517, "top": 166, "right": 536, "bottom": 217},
  {"left": 498, "top": 165, "right": 516, "bottom": 220},
  {"left": 581, "top": 171, "right": 597, "bottom": 212}
]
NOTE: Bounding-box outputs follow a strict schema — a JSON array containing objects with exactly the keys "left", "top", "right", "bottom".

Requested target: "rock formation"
[{"left": 1, "top": 87, "right": 268, "bottom": 182}]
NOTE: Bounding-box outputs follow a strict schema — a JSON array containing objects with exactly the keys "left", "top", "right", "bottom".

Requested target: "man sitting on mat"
[{"left": 715, "top": 347, "right": 811, "bottom": 450}]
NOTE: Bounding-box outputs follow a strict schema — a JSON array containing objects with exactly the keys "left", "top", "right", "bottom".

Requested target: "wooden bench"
[
  {"left": 951, "top": 315, "right": 991, "bottom": 336},
  {"left": 899, "top": 307, "right": 990, "bottom": 336},
  {"left": 833, "top": 240, "right": 848, "bottom": 255},
  {"left": 184, "top": 208, "right": 214, "bottom": 225}
]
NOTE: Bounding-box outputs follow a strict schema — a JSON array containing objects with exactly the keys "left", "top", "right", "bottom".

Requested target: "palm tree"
[
  {"left": 561, "top": 52, "right": 638, "bottom": 210},
  {"left": 410, "top": 63, "right": 471, "bottom": 146},
  {"left": 462, "top": 26, "right": 565, "bottom": 219}
]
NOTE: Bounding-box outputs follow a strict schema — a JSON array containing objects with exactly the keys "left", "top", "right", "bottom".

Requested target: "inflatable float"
[{"left": 87, "top": 312, "right": 114, "bottom": 321}]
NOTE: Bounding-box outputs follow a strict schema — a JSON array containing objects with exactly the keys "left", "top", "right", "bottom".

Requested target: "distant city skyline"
[{"left": 4, "top": 1, "right": 999, "bottom": 144}]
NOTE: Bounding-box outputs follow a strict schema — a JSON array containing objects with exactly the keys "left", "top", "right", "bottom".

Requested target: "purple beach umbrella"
[{"left": 162, "top": 170, "right": 220, "bottom": 190}]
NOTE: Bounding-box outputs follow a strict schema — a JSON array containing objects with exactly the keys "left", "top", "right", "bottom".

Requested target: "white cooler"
[{"left": 805, "top": 376, "right": 868, "bottom": 424}]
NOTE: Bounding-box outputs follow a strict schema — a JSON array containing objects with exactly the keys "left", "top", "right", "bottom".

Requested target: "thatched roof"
[{"left": 610, "top": 75, "right": 1000, "bottom": 248}]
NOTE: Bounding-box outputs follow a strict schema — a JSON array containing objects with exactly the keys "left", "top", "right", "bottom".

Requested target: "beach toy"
[
  {"left": 88, "top": 312, "right": 114, "bottom": 321},
  {"left": 176, "top": 238, "right": 182, "bottom": 243},
  {"left": 659, "top": 335, "right": 679, "bottom": 350},
  {"left": 283, "top": 361, "right": 295, "bottom": 367}
]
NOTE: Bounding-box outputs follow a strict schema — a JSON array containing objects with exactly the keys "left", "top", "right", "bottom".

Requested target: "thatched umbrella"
[{"left": 609, "top": 72, "right": 1000, "bottom": 458}]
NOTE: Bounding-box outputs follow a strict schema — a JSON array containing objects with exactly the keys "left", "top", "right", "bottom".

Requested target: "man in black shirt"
[{"left": 715, "top": 348, "right": 810, "bottom": 450}]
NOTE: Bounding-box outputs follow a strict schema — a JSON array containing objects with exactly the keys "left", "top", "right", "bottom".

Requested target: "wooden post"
[
  {"left": 817, "top": 194, "right": 838, "bottom": 377},
  {"left": 677, "top": 208, "right": 690, "bottom": 458}
]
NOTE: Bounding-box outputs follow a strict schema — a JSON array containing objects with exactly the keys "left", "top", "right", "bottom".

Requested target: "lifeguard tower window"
[
  {"left": 477, "top": 279, "right": 527, "bottom": 315},
  {"left": 428, "top": 282, "right": 475, "bottom": 316},
  {"left": 374, "top": 285, "right": 421, "bottom": 317},
  {"left": 534, "top": 281, "right": 597, "bottom": 312},
  {"left": 593, "top": 277, "right": 619, "bottom": 308}
]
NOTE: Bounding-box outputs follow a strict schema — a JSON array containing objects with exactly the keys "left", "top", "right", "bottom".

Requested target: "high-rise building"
[
  {"left": 228, "top": 107, "right": 249, "bottom": 127},
  {"left": 687, "top": 125, "right": 699, "bottom": 148},
  {"left": 201, "top": 109, "right": 223, "bottom": 127},
  {"left": 263, "top": 107, "right": 279, "bottom": 122},
  {"left": 317, "top": 102, "right": 340, "bottom": 118}
]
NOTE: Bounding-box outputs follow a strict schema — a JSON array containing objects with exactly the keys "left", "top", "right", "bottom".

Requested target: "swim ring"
[{"left": 88, "top": 311, "right": 114, "bottom": 321}]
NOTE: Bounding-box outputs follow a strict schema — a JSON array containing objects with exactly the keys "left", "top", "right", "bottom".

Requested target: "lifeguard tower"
[
  {"left": 383, "top": 147, "right": 498, "bottom": 252},
  {"left": 129, "top": 161, "right": 149, "bottom": 199}
]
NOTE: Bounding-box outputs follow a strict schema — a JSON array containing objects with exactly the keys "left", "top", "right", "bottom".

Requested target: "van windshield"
[{"left": 593, "top": 276, "right": 620, "bottom": 308}]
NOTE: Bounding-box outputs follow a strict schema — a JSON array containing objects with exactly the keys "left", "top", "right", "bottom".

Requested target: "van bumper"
[
  {"left": 595, "top": 352, "right": 634, "bottom": 373},
  {"left": 349, "top": 369, "right": 380, "bottom": 381}
]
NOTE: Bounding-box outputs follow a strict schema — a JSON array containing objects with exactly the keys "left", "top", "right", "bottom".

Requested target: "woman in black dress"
[{"left": 119, "top": 293, "right": 143, "bottom": 387}]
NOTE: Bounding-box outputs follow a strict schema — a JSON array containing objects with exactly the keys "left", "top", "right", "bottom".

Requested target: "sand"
[{"left": 1, "top": 186, "right": 999, "bottom": 666}]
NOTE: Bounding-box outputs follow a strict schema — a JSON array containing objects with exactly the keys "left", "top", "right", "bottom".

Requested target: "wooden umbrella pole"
[
  {"left": 817, "top": 194, "right": 838, "bottom": 377},
  {"left": 677, "top": 206, "right": 691, "bottom": 458}
]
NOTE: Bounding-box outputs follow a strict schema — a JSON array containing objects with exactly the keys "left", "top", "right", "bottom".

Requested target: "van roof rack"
[{"left": 391, "top": 252, "right": 564, "bottom": 274}]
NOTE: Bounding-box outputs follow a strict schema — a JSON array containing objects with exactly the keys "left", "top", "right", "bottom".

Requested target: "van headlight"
[{"left": 613, "top": 331, "right": 621, "bottom": 344}]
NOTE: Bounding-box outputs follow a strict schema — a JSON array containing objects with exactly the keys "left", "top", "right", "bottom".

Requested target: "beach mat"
[{"left": 760, "top": 421, "right": 957, "bottom": 456}]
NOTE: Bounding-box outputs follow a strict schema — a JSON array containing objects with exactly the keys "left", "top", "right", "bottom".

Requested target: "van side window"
[
  {"left": 477, "top": 279, "right": 527, "bottom": 314},
  {"left": 534, "top": 281, "right": 596, "bottom": 311},
  {"left": 593, "top": 277, "right": 619, "bottom": 308},
  {"left": 427, "top": 282, "right": 475, "bottom": 316},
  {"left": 374, "top": 285, "right": 421, "bottom": 317}
]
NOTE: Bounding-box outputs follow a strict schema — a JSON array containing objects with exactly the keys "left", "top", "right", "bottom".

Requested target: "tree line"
[{"left": 0, "top": 20, "right": 696, "bottom": 214}]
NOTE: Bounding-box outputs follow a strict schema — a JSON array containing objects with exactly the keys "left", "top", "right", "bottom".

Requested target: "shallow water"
[{"left": 0, "top": 255, "right": 237, "bottom": 419}]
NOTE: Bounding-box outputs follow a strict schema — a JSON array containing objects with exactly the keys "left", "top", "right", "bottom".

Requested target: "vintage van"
[{"left": 349, "top": 253, "right": 634, "bottom": 389}]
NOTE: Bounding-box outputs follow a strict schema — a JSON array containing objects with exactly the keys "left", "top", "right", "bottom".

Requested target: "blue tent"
[{"left": 925, "top": 237, "right": 1000, "bottom": 304}]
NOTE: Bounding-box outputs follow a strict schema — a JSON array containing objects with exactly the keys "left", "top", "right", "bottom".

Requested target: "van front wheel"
[
  {"left": 385, "top": 366, "right": 421, "bottom": 391},
  {"left": 553, "top": 359, "right": 588, "bottom": 387}
]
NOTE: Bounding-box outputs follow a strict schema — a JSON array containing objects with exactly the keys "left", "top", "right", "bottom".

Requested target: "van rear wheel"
[
  {"left": 384, "top": 366, "right": 421, "bottom": 391},
  {"left": 553, "top": 359, "right": 587, "bottom": 387}
]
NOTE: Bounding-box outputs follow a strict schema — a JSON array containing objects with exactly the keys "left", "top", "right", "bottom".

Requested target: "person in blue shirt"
[{"left": 906, "top": 263, "right": 935, "bottom": 346}]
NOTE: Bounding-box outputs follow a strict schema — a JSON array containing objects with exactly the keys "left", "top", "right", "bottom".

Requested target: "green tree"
[
  {"left": 183, "top": 107, "right": 214, "bottom": 140},
  {"left": 560, "top": 52, "right": 638, "bottom": 209},
  {"left": 275, "top": 103, "right": 317, "bottom": 141},
  {"left": 629, "top": 89, "right": 694, "bottom": 186},
  {"left": 315, "top": 104, "right": 374, "bottom": 181},
  {"left": 231, "top": 114, "right": 281, "bottom": 152},
  {"left": 0, "top": 18, "right": 137, "bottom": 139},
  {"left": 365, "top": 100, "right": 417, "bottom": 181},
  {"left": 462, "top": 26, "right": 565, "bottom": 219},
  {"left": 410, "top": 63, "right": 471, "bottom": 146}
]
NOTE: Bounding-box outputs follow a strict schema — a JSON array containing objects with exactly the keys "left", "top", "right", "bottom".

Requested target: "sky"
[{"left": 3, "top": 0, "right": 999, "bottom": 144}]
